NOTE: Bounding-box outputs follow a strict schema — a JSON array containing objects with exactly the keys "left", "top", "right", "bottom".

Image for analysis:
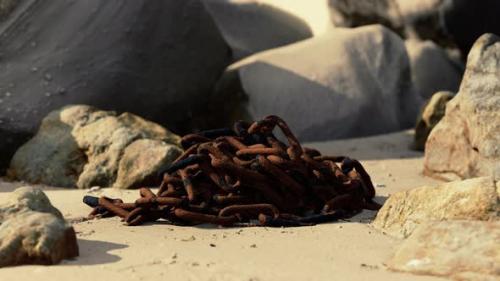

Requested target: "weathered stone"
[
  {"left": 201, "top": 0, "right": 313, "bottom": 60},
  {"left": 0, "top": 187, "right": 78, "bottom": 267},
  {"left": 414, "top": 91, "right": 454, "bottom": 151},
  {"left": 211, "top": 25, "right": 420, "bottom": 141},
  {"left": 0, "top": 0, "right": 230, "bottom": 171},
  {"left": 386, "top": 220, "right": 500, "bottom": 280},
  {"left": 424, "top": 34, "right": 500, "bottom": 180},
  {"left": 0, "top": 186, "right": 63, "bottom": 220},
  {"left": 373, "top": 177, "right": 499, "bottom": 238},
  {"left": 113, "top": 139, "right": 182, "bottom": 189},
  {"left": 405, "top": 39, "right": 463, "bottom": 99},
  {"left": 9, "top": 105, "right": 181, "bottom": 189}
]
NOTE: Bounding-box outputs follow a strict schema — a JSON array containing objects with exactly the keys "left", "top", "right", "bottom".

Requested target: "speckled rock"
[
  {"left": 372, "top": 177, "right": 499, "bottom": 238},
  {"left": 114, "top": 139, "right": 182, "bottom": 189},
  {"left": 386, "top": 220, "right": 500, "bottom": 280},
  {"left": 9, "top": 105, "right": 181, "bottom": 189},
  {"left": 414, "top": 91, "right": 454, "bottom": 151},
  {"left": 0, "top": 186, "right": 78, "bottom": 267},
  {"left": 424, "top": 34, "right": 500, "bottom": 181}
]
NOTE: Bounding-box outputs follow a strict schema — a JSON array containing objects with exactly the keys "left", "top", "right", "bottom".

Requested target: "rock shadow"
[{"left": 63, "top": 239, "right": 127, "bottom": 266}]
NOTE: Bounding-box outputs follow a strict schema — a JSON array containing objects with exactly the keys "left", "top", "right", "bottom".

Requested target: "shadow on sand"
[{"left": 63, "top": 239, "right": 128, "bottom": 266}]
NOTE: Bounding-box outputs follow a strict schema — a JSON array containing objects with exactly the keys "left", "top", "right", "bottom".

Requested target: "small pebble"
[{"left": 250, "top": 244, "right": 257, "bottom": 248}]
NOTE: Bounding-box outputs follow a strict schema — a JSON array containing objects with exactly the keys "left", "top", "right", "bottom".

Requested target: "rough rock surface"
[
  {"left": 0, "top": 0, "right": 230, "bottom": 171},
  {"left": 405, "top": 39, "right": 463, "bottom": 99},
  {"left": 414, "top": 91, "right": 454, "bottom": 151},
  {"left": 9, "top": 105, "right": 182, "bottom": 189},
  {"left": 211, "top": 25, "right": 420, "bottom": 141},
  {"left": 0, "top": 186, "right": 78, "bottom": 267},
  {"left": 424, "top": 34, "right": 500, "bottom": 181},
  {"left": 372, "top": 177, "right": 499, "bottom": 238},
  {"left": 114, "top": 139, "right": 181, "bottom": 189},
  {"left": 201, "top": 0, "right": 312, "bottom": 60},
  {"left": 386, "top": 220, "right": 500, "bottom": 280}
]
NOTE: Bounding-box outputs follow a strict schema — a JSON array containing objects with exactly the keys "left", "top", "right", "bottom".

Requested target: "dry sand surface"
[{"left": 0, "top": 130, "right": 446, "bottom": 281}]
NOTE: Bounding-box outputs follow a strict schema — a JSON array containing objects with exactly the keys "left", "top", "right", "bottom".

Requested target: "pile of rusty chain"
[{"left": 83, "top": 115, "right": 381, "bottom": 227}]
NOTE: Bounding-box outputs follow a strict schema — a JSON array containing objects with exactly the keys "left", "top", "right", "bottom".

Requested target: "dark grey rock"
[{"left": 0, "top": 0, "right": 231, "bottom": 171}]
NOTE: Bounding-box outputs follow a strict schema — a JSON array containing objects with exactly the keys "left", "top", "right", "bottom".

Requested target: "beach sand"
[{"left": 0, "top": 130, "right": 446, "bottom": 281}]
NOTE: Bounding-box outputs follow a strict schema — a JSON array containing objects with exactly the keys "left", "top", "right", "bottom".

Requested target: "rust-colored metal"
[
  {"left": 83, "top": 115, "right": 381, "bottom": 227},
  {"left": 98, "top": 197, "right": 130, "bottom": 218}
]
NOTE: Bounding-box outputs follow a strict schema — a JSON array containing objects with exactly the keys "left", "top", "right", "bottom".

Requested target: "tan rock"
[
  {"left": 0, "top": 187, "right": 78, "bottom": 267},
  {"left": 386, "top": 220, "right": 500, "bottom": 280},
  {"left": 414, "top": 91, "right": 454, "bottom": 151},
  {"left": 113, "top": 139, "right": 182, "bottom": 189},
  {"left": 9, "top": 105, "right": 181, "bottom": 189},
  {"left": 424, "top": 33, "right": 500, "bottom": 181},
  {"left": 373, "top": 177, "right": 499, "bottom": 238}
]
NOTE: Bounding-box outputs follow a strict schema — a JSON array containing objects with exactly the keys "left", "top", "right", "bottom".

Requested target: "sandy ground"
[{"left": 0, "top": 130, "right": 446, "bottom": 281}]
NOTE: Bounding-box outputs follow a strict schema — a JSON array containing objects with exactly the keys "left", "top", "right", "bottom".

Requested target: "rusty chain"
[{"left": 83, "top": 115, "right": 381, "bottom": 227}]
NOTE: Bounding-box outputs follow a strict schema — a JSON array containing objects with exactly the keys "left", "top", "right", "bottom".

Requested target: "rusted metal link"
[
  {"left": 257, "top": 155, "right": 305, "bottom": 196},
  {"left": 174, "top": 208, "right": 238, "bottom": 226},
  {"left": 83, "top": 115, "right": 380, "bottom": 227},
  {"left": 219, "top": 203, "right": 279, "bottom": 219},
  {"left": 98, "top": 197, "right": 130, "bottom": 218},
  {"left": 236, "top": 147, "right": 282, "bottom": 157}
]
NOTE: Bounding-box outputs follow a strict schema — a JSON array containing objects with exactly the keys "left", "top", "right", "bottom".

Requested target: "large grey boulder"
[
  {"left": 424, "top": 34, "right": 500, "bottom": 181},
  {"left": 405, "top": 39, "right": 463, "bottom": 99},
  {"left": 211, "top": 25, "right": 421, "bottom": 141},
  {"left": 373, "top": 177, "right": 499, "bottom": 238},
  {"left": 0, "top": 186, "right": 78, "bottom": 267},
  {"left": 9, "top": 105, "right": 182, "bottom": 189},
  {"left": 201, "top": 0, "right": 313, "bottom": 60},
  {"left": 0, "top": 0, "right": 230, "bottom": 171},
  {"left": 386, "top": 220, "right": 500, "bottom": 280}
]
